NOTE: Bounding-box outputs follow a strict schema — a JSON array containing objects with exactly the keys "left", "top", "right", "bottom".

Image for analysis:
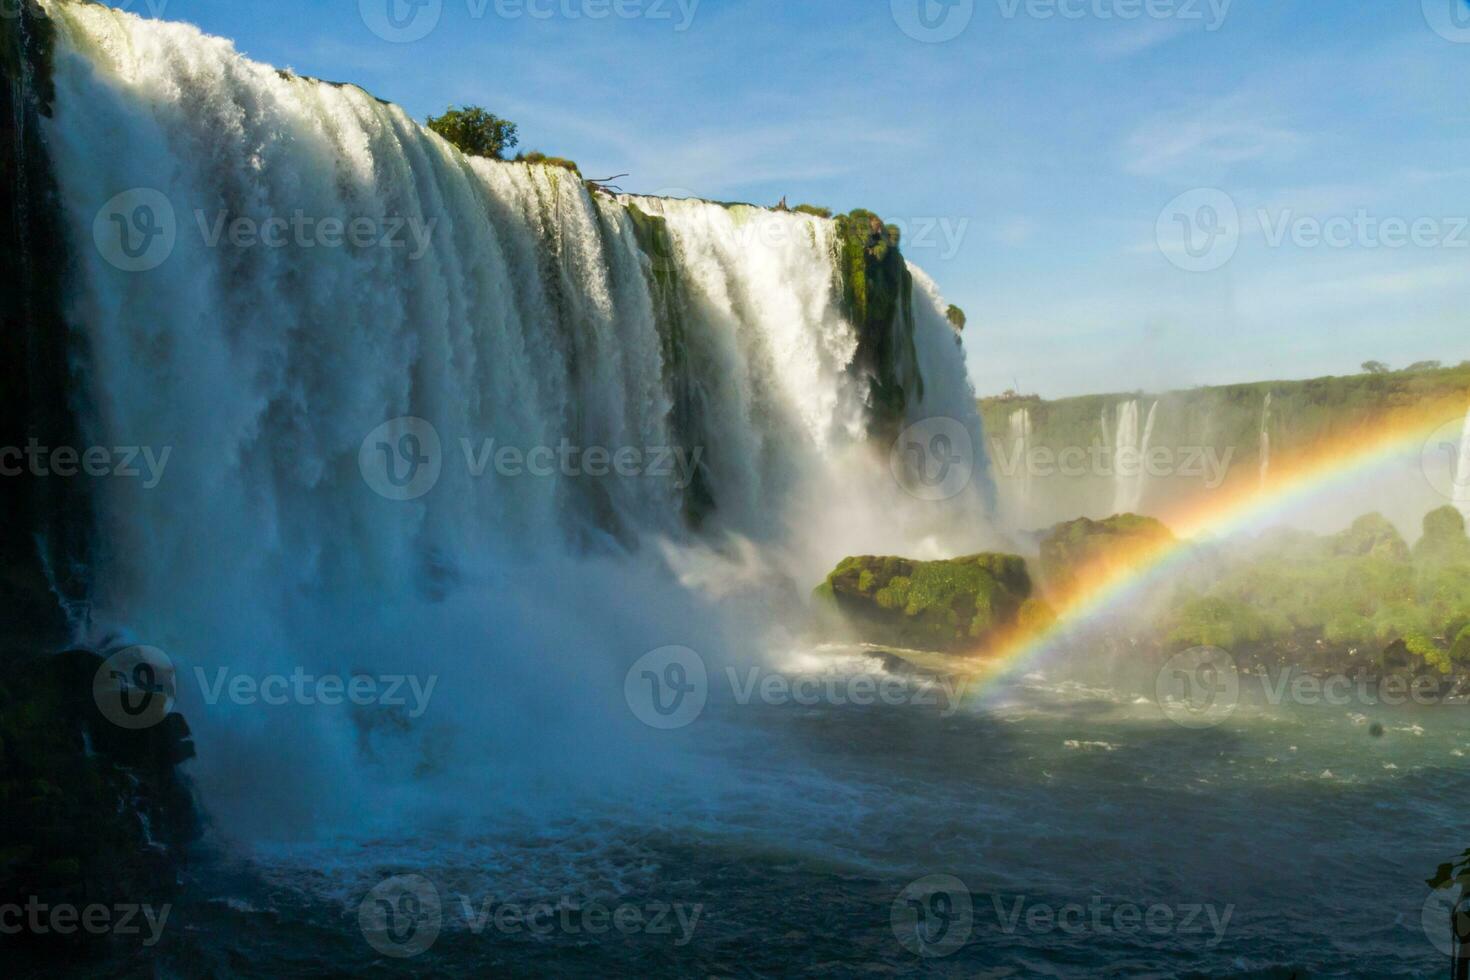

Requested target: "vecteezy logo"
[
  {"left": 889, "top": 416, "right": 975, "bottom": 502},
  {"left": 359, "top": 0, "right": 442, "bottom": 43},
  {"left": 1157, "top": 188, "right": 1240, "bottom": 272},
  {"left": 624, "top": 646, "right": 708, "bottom": 730},
  {"left": 1155, "top": 646, "right": 1240, "bottom": 729},
  {"left": 891, "top": 874, "right": 973, "bottom": 958},
  {"left": 891, "top": 0, "right": 974, "bottom": 43},
  {"left": 92, "top": 189, "right": 176, "bottom": 272},
  {"left": 359, "top": 417, "right": 442, "bottom": 501},
  {"left": 1424, "top": 0, "right": 1470, "bottom": 43},
  {"left": 1422, "top": 885, "right": 1470, "bottom": 958},
  {"left": 1420, "top": 414, "right": 1470, "bottom": 504},
  {"left": 359, "top": 874, "right": 442, "bottom": 958},
  {"left": 92, "top": 645, "right": 176, "bottom": 730}
]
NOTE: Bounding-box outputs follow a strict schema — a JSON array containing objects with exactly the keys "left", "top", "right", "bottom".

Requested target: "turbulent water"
[
  {"left": 22, "top": 3, "right": 1468, "bottom": 977},
  {"left": 40, "top": 659, "right": 1470, "bottom": 979}
]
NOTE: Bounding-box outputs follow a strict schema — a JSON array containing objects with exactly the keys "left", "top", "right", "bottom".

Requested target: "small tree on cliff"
[
  {"left": 1361, "top": 360, "right": 1391, "bottom": 375},
  {"left": 946, "top": 305, "right": 967, "bottom": 332},
  {"left": 427, "top": 106, "right": 519, "bottom": 159}
]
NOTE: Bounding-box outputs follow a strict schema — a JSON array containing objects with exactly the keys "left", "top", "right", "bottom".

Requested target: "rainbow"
[{"left": 963, "top": 400, "right": 1470, "bottom": 690}]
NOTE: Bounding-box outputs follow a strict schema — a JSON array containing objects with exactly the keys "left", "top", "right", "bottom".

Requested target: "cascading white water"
[
  {"left": 1007, "top": 407, "right": 1033, "bottom": 520},
  {"left": 1111, "top": 399, "right": 1157, "bottom": 514},
  {"left": 1258, "top": 392, "right": 1273, "bottom": 493},
  {"left": 1454, "top": 407, "right": 1470, "bottom": 520},
  {"left": 36, "top": 1, "right": 993, "bottom": 835}
]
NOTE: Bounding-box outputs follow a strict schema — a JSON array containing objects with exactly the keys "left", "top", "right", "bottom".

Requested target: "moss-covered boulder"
[
  {"left": 1453, "top": 625, "right": 1470, "bottom": 667},
  {"left": 1038, "top": 514, "right": 1175, "bottom": 598},
  {"left": 1414, "top": 506, "right": 1470, "bottom": 566},
  {"left": 1381, "top": 633, "right": 1454, "bottom": 674},
  {"left": 1332, "top": 513, "right": 1411, "bottom": 562},
  {"left": 814, "top": 553, "right": 1047, "bottom": 652}
]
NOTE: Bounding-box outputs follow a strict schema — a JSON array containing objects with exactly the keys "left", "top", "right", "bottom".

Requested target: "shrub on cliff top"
[
  {"left": 427, "top": 105, "right": 519, "bottom": 159},
  {"left": 515, "top": 150, "right": 580, "bottom": 174}
]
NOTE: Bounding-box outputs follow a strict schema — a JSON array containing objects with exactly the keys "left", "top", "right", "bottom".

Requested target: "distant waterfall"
[
  {"left": 1455, "top": 407, "right": 1470, "bottom": 520},
  {"left": 1007, "top": 407, "right": 1033, "bottom": 517},
  {"left": 1112, "top": 399, "right": 1157, "bottom": 514},
  {"left": 1258, "top": 392, "right": 1273, "bottom": 492},
  {"left": 28, "top": 0, "right": 994, "bottom": 825}
]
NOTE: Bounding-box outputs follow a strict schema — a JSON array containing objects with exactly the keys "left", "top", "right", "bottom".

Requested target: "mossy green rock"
[
  {"left": 1415, "top": 506, "right": 1470, "bottom": 565},
  {"left": 816, "top": 553, "right": 1043, "bottom": 652},
  {"left": 1332, "top": 513, "right": 1410, "bottom": 562},
  {"left": 1453, "top": 625, "right": 1470, "bottom": 666},
  {"left": 1038, "top": 514, "right": 1175, "bottom": 597}
]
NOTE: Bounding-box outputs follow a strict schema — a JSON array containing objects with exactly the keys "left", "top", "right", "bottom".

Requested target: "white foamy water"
[
  {"left": 37, "top": 0, "right": 993, "bottom": 838},
  {"left": 1111, "top": 399, "right": 1157, "bottom": 514},
  {"left": 1007, "top": 406, "right": 1033, "bottom": 522},
  {"left": 1454, "top": 406, "right": 1470, "bottom": 520}
]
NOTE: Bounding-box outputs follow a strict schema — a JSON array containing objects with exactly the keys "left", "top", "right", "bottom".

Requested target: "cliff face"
[
  {"left": 1, "top": 0, "right": 90, "bottom": 659},
  {"left": 980, "top": 365, "right": 1470, "bottom": 531}
]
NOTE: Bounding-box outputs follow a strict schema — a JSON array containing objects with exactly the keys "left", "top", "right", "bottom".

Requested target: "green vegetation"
[
  {"left": 794, "top": 204, "right": 832, "bottom": 218},
  {"left": 1415, "top": 506, "right": 1470, "bottom": 565},
  {"left": 514, "top": 150, "right": 580, "bottom": 174},
  {"left": 946, "top": 304, "right": 967, "bottom": 332},
  {"left": 1038, "top": 514, "right": 1174, "bottom": 598},
  {"left": 1162, "top": 508, "right": 1470, "bottom": 673},
  {"left": 977, "top": 362, "right": 1470, "bottom": 516},
  {"left": 832, "top": 209, "right": 923, "bottom": 440},
  {"left": 981, "top": 364, "right": 1470, "bottom": 462},
  {"left": 1164, "top": 596, "right": 1269, "bottom": 650},
  {"left": 815, "top": 553, "right": 1046, "bottom": 652},
  {"left": 1331, "top": 512, "right": 1411, "bottom": 562},
  {"left": 427, "top": 105, "right": 519, "bottom": 159},
  {"left": 1446, "top": 628, "right": 1470, "bottom": 667}
]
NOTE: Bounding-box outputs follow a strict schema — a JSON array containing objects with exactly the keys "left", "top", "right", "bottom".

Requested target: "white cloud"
[{"left": 1123, "top": 97, "right": 1304, "bottom": 181}]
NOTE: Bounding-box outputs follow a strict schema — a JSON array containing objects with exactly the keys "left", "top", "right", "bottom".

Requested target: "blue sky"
[{"left": 105, "top": 0, "right": 1470, "bottom": 398}]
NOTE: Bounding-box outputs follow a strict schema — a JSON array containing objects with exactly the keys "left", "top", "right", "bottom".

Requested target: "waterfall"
[
  {"left": 1007, "top": 407, "right": 1033, "bottom": 519},
  {"left": 1258, "top": 392, "right": 1272, "bottom": 493},
  {"left": 1111, "top": 399, "right": 1156, "bottom": 514},
  {"left": 31, "top": 0, "right": 993, "bottom": 831},
  {"left": 1455, "top": 407, "right": 1470, "bottom": 520}
]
